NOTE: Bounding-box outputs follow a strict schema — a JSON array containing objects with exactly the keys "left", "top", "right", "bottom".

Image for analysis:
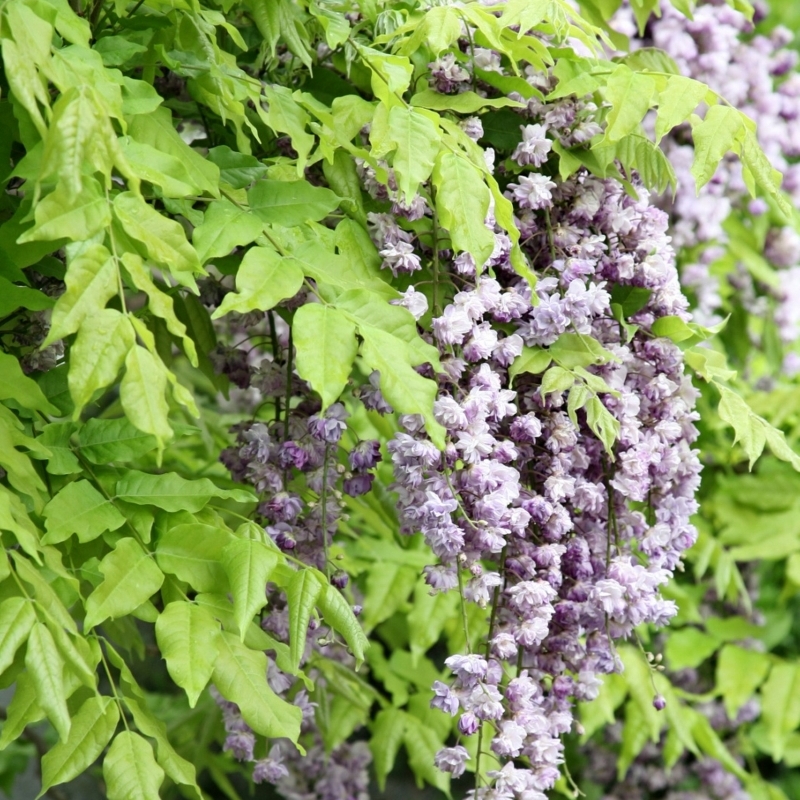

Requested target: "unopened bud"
[{"left": 653, "top": 694, "right": 666, "bottom": 711}]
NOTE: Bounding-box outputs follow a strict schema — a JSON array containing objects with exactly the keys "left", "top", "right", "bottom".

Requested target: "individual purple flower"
[
  {"left": 391, "top": 285, "right": 429, "bottom": 320},
  {"left": 379, "top": 240, "right": 422, "bottom": 276},
  {"left": 224, "top": 731, "right": 255, "bottom": 762},
  {"left": 512, "top": 124, "right": 552, "bottom": 167},
  {"left": 349, "top": 440, "right": 382, "bottom": 471},
  {"left": 343, "top": 473, "right": 374, "bottom": 497},
  {"left": 431, "top": 680, "right": 460, "bottom": 716},
  {"left": 434, "top": 746, "right": 470, "bottom": 778},
  {"left": 253, "top": 755, "right": 289, "bottom": 784},
  {"left": 308, "top": 403, "right": 349, "bottom": 444},
  {"left": 506, "top": 174, "right": 557, "bottom": 210}
]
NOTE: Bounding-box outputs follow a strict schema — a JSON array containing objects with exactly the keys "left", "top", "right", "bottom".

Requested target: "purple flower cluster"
[{"left": 365, "top": 38, "right": 703, "bottom": 799}]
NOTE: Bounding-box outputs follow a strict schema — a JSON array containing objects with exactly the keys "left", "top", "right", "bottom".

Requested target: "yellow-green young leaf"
[
  {"left": 1, "top": 37, "right": 49, "bottom": 137},
  {"left": 396, "top": 6, "right": 461, "bottom": 56},
  {"left": 192, "top": 199, "right": 264, "bottom": 264},
  {"left": 361, "top": 562, "right": 417, "bottom": 633},
  {"left": 0, "top": 422, "right": 48, "bottom": 516},
  {"left": 600, "top": 66, "right": 656, "bottom": 142},
  {"left": 155, "top": 523, "right": 232, "bottom": 593},
  {"left": 44, "top": 244, "right": 115, "bottom": 345},
  {"left": 409, "top": 89, "right": 525, "bottom": 115},
  {"left": 45, "top": 620, "right": 98, "bottom": 690},
  {"left": 618, "top": 645, "right": 662, "bottom": 741},
  {"left": 406, "top": 576, "right": 458, "bottom": 661},
  {"left": 0, "top": 597, "right": 35, "bottom": 675},
  {"left": 104, "top": 731, "right": 165, "bottom": 800},
  {"left": 117, "top": 138, "right": 195, "bottom": 198},
  {"left": 18, "top": 178, "right": 111, "bottom": 244},
  {"left": 221, "top": 538, "right": 280, "bottom": 640},
  {"left": 317, "top": 583, "right": 369, "bottom": 667},
  {"left": 362, "top": 332, "right": 443, "bottom": 445},
  {"left": 655, "top": 75, "right": 710, "bottom": 143},
  {"left": 42, "top": 480, "right": 126, "bottom": 545},
  {"left": 40, "top": 695, "right": 119, "bottom": 796},
  {"left": 761, "top": 662, "right": 800, "bottom": 761},
  {"left": 617, "top": 699, "right": 651, "bottom": 779},
  {"left": 509, "top": 347, "right": 551, "bottom": 383},
  {"left": 121, "top": 253, "right": 198, "bottom": 366},
  {"left": 212, "top": 631, "right": 303, "bottom": 741},
  {"left": 0, "top": 352, "right": 59, "bottom": 415},
  {"left": 383, "top": 106, "right": 440, "bottom": 202},
  {"left": 248, "top": 179, "right": 341, "bottom": 227},
  {"left": 112, "top": 192, "right": 201, "bottom": 290},
  {"left": 120, "top": 346, "right": 171, "bottom": 445},
  {"left": 739, "top": 128, "right": 793, "bottom": 219},
  {"left": 690, "top": 105, "right": 746, "bottom": 190},
  {"left": 84, "top": 538, "right": 165, "bottom": 629},
  {"left": 287, "top": 569, "right": 323, "bottom": 671},
  {"left": 322, "top": 150, "right": 366, "bottom": 224},
  {"left": 716, "top": 644, "right": 771, "bottom": 721},
  {"left": 26, "top": 622, "right": 70, "bottom": 742},
  {"left": 38, "top": 422, "right": 80, "bottom": 475},
  {"left": 261, "top": 85, "right": 314, "bottom": 172},
  {"left": 402, "top": 715, "right": 450, "bottom": 794},
  {"left": 11, "top": 553, "right": 75, "bottom": 632},
  {"left": 370, "top": 708, "right": 408, "bottom": 791},
  {"left": 68, "top": 309, "right": 135, "bottom": 415},
  {"left": 585, "top": 396, "right": 620, "bottom": 456},
  {"left": 0, "top": 672, "right": 43, "bottom": 751},
  {"left": 155, "top": 601, "right": 220, "bottom": 707},
  {"left": 211, "top": 246, "right": 304, "bottom": 318},
  {"left": 120, "top": 697, "right": 202, "bottom": 800},
  {"left": 433, "top": 152, "right": 495, "bottom": 268},
  {"left": 717, "top": 385, "right": 766, "bottom": 468},
  {"left": 116, "top": 470, "right": 255, "bottom": 512},
  {"left": 293, "top": 304, "right": 357, "bottom": 409}
]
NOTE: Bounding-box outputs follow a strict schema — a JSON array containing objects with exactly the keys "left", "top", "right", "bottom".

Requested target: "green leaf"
[
  {"left": 207, "top": 146, "right": 267, "bottom": 189},
  {"left": 103, "top": 731, "right": 165, "bottom": 800},
  {"left": 221, "top": 538, "right": 279, "bottom": 640},
  {"left": 121, "top": 697, "right": 203, "bottom": 800},
  {"left": 317, "top": 583, "right": 369, "bottom": 667},
  {"left": 155, "top": 601, "right": 220, "bottom": 707},
  {"left": 192, "top": 199, "right": 264, "bottom": 264},
  {"left": 618, "top": 699, "right": 651, "bottom": 779},
  {"left": 0, "top": 353, "right": 59, "bottom": 415},
  {"left": 718, "top": 386, "right": 766, "bottom": 469},
  {"left": 212, "top": 631, "right": 302, "bottom": 741},
  {"left": 370, "top": 708, "right": 408, "bottom": 791},
  {"left": 113, "top": 192, "right": 201, "bottom": 288},
  {"left": 18, "top": 179, "right": 111, "bottom": 244},
  {"left": 509, "top": 347, "right": 552, "bottom": 383},
  {"left": 261, "top": 85, "right": 314, "bottom": 172},
  {"left": 25, "top": 622, "right": 70, "bottom": 742},
  {"left": 40, "top": 696, "right": 119, "bottom": 796},
  {"left": 42, "top": 480, "right": 126, "bottom": 545},
  {"left": 155, "top": 522, "right": 233, "bottom": 592},
  {"left": 0, "top": 597, "right": 36, "bottom": 676},
  {"left": 117, "top": 138, "right": 196, "bottom": 198},
  {"left": 361, "top": 562, "right": 417, "bottom": 632},
  {"left": 116, "top": 470, "right": 255, "bottom": 512},
  {"left": 690, "top": 105, "right": 746, "bottom": 190},
  {"left": 78, "top": 418, "right": 158, "bottom": 464},
  {"left": 120, "top": 345, "right": 172, "bottom": 446},
  {"left": 360, "top": 327, "right": 445, "bottom": 449},
  {"left": 600, "top": 65, "right": 656, "bottom": 142},
  {"left": 121, "top": 252, "right": 198, "bottom": 366},
  {"left": 84, "top": 538, "right": 165, "bottom": 629},
  {"left": 287, "top": 569, "right": 323, "bottom": 671},
  {"left": 761, "top": 662, "right": 800, "bottom": 761},
  {"left": 382, "top": 106, "right": 440, "bottom": 202},
  {"left": 409, "top": 89, "right": 525, "bottom": 114},
  {"left": 402, "top": 715, "right": 450, "bottom": 794},
  {"left": 68, "top": 309, "right": 135, "bottom": 415},
  {"left": 407, "top": 577, "right": 458, "bottom": 661},
  {"left": 0, "top": 277, "right": 54, "bottom": 318},
  {"left": 37, "top": 423, "right": 80, "bottom": 476},
  {"left": 655, "top": 75, "right": 709, "bottom": 142},
  {"left": 0, "top": 672, "right": 43, "bottom": 751},
  {"left": 248, "top": 179, "right": 340, "bottom": 227},
  {"left": 716, "top": 644, "right": 771, "bottom": 720},
  {"left": 549, "top": 333, "right": 620, "bottom": 369},
  {"left": 293, "top": 304, "right": 358, "bottom": 409},
  {"left": 664, "top": 627, "right": 720, "bottom": 670},
  {"left": 432, "top": 151, "right": 495, "bottom": 268}
]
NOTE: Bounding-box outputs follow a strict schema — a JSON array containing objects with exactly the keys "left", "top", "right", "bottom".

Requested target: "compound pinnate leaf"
[
  {"left": 211, "top": 246, "right": 304, "bottom": 318},
  {"left": 40, "top": 695, "right": 119, "bottom": 795},
  {"left": 155, "top": 523, "right": 233, "bottom": 593},
  {"left": 25, "top": 622, "right": 71, "bottom": 742},
  {"left": 120, "top": 345, "right": 172, "bottom": 446},
  {"left": 221, "top": 537, "right": 280, "bottom": 640},
  {"left": 293, "top": 304, "right": 358, "bottom": 409},
  {"left": 42, "top": 480, "right": 126, "bottom": 544},
  {"left": 690, "top": 105, "right": 746, "bottom": 190},
  {"left": 104, "top": 731, "right": 165, "bottom": 800},
  {"left": 155, "top": 601, "right": 220, "bottom": 707},
  {"left": 84, "top": 538, "right": 165, "bottom": 629},
  {"left": 192, "top": 198, "right": 264, "bottom": 264},
  {"left": 370, "top": 708, "right": 408, "bottom": 791},
  {"left": 317, "top": 583, "right": 369, "bottom": 667},
  {"left": 212, "top": 631, "right": 302, "bottom": 741}
]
